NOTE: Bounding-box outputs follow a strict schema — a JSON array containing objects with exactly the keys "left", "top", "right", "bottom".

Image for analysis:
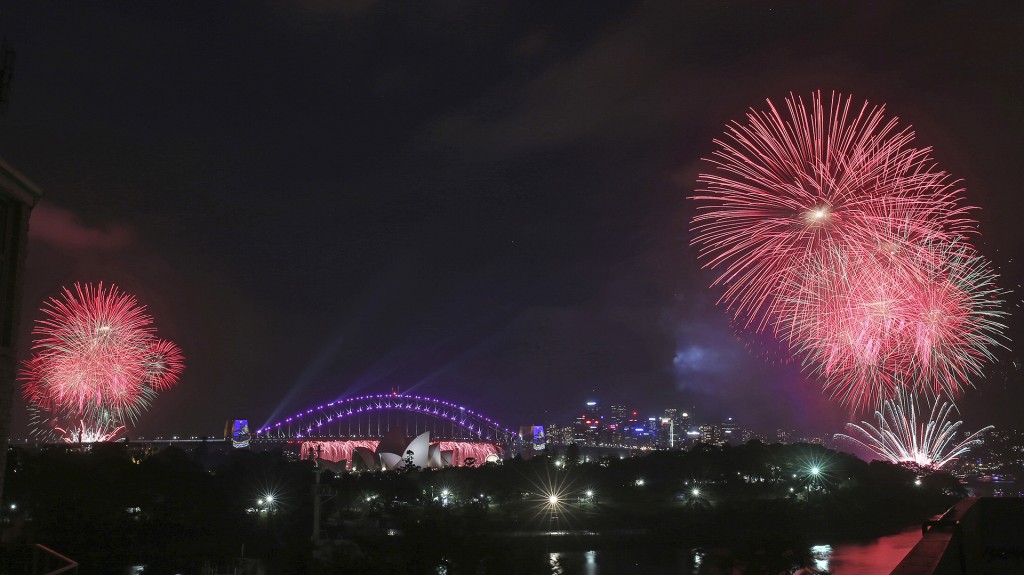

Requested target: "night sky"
[{"left": 0, "top": 1, "right": 1021, "bottom": 439}]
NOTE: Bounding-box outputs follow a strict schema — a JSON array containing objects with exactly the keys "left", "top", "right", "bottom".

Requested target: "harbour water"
[{"left": 543, "top": 525, "right": 923, "bottom": 574}]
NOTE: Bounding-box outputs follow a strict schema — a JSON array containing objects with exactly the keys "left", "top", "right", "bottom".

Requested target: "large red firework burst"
[
  {"left": 692, "top": 92, "right": 1007, "bottom": 410},
  {"left": 20, "top": 283, "right": 184, "bottom": 441},
  {"left": 692, "top": 91, "right": 974, "bottom": 330}
]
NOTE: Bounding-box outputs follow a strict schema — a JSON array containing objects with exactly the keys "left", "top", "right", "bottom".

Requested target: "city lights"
[{"left": 249, "top": 490, "right": 281, "bottom": 516}]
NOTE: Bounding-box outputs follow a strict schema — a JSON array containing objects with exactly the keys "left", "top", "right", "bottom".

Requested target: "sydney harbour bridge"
[{"left": 250, "top": 393, "right": 521, "bottom": 468}]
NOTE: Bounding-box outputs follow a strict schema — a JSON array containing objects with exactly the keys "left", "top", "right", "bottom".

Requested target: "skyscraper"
[{"left": 721, "top": 417, "right": 738, "bottom": 444}]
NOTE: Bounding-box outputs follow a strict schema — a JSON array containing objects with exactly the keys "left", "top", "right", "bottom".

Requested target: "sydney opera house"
[{"left": 300, "top": 427, "right": 501, "bottom": 471}]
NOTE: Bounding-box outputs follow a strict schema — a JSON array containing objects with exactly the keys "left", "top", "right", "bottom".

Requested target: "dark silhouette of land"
[{"left": 1, "top": 441, "right": 961, "bottom": 574}]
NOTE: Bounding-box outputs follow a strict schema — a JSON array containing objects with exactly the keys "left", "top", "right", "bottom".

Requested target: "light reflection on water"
[
  {"left": 544, "top": 525, "right": 922, "bottom": 574},
  {"left": 810, "top": 544, "right": 832, "bottom": 572},
  {"left": 822, "top": 526, "right": 922, "bottom": 574},
  {"left": 550, "top": 550, "right": 599, "bottom": 575},
  {"left": 549, "top": 552, "right": 563, "bottom": 575},
  {"left": 584, "top": 550, "right": 597, "bottom": 575}
]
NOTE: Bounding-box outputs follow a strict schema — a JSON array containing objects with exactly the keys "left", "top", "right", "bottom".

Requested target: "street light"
[
  {"left": 546, "top": 492, "right": 561, "bottom": 531},
  {"left": 803, "top": 461, "right": 828, "bottom": 497}
]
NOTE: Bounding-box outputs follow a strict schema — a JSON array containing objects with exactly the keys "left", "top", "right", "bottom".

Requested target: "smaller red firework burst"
[{"left": 20, "top": 283, "right": 184, "bottom": 441}]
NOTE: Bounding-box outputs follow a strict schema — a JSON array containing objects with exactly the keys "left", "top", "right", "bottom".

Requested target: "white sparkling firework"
[{"left": 836, "top": 389, "right": 992, "bottom": 471}]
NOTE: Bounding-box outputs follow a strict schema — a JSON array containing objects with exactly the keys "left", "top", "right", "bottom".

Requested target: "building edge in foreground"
[{"left": 0, "top": 157, "right": 42, "bottom": 502}]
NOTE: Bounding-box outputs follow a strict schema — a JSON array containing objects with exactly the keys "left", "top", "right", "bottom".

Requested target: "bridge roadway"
[{"left": 890, "top": 496, "right": 1024, "bottom": 574}]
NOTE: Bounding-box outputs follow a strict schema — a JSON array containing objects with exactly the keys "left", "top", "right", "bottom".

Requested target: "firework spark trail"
[
  {"left": 20, "top": 283, "right": 184, "bottom": 441},
  {"left": 836, "top": 389, "right": 992, "bottom": 471},
  {"left": 778, "top": 247, "right": 911, "bottom": 410},
  {"left": 300, "top": 440, "right": 499, "bottom": 467},
  {"left": 691, "top": 91, "right": 1007, "bottom": 410},
  {"left": 301, "top": 440, "right": 382, "bottom": 464},
  {"left": 692, "top": 91, "right": 973, "bottom": 331},
  {"left": 777, "top": 241, "right": 1007, "bottom": 409},
  {"left": 908, "top": 242, "right": 1008, "bottom": 391},
  {"left": 143, "top": 338, "right": 185, "bottom": 392},
  {"left": 54, "top": 419, "right": 127, "bottom": 444}
]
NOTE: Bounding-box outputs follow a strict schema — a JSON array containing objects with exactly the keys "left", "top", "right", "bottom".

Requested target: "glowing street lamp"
[
  {"left": 545, "top": 492, "right": 562, "bottom": 531},
  {"left": 254, "top": 491, "right": 279, "bottom": 515},
  {"left": 802, "top": 460, "right": 829, "bottom": 496},
  {"left": 685, "top": 486, "right": 707, "bottom": 507}
]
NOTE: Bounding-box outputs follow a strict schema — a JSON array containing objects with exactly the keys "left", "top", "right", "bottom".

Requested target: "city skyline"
[{"left": 0, "top": 1, "right": 1021, "bottom": 439}]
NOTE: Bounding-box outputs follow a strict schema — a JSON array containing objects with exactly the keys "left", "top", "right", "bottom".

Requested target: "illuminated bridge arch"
[{"left": 255, "top": 393, "right": 518, "bottom": 444}]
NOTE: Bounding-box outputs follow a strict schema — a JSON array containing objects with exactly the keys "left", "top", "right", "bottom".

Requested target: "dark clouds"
[{"left": 0, "top": 0, "right": 1021, "bottom": 438}]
